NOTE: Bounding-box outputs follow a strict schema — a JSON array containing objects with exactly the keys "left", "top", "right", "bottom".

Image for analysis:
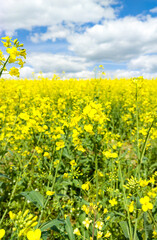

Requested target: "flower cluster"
[
  {"left": 9, "top": 209, "right": 39, "bottom": 237},
  {"left": 0, "top": 76, "right": 157, "bottom": 239},
  {"left": 0, "top": 36, "right": 26, "bottom": 77}
]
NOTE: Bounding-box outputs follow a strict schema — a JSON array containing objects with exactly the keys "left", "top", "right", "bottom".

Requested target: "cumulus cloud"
[
  {"left": 65, "top": 70, "right": 94, "bottom": 79},
  {"left": 19, "top": 67, "right": 157, "bottom": 80},
  {"left": 108, "top": 69, "right": 157, "bottom": 79},
  {"left": 19, "top": 67, "right": 95, "bottom": 79},
  {"left": 0, "top": 0, "right": 116, "bottom": 34},
  {"left": 68, "top": 16, "right": 157, "bottom": 62},
  {"left": 150, "top": 7, "right": 157, "bottom": 13},
  {"left": 128, "top": 55, "right": 157, "bottom": 73},
  {"left": 26, "top": 52, "right": 92, "bottom": 73},
  {"left": 19, "top": 66, "right": 35, "bottom": 78},
  {"left": 30, "top": 24, "right": 73, "bottom": 43},
  {"left": 1, "top": 0, "right": 157, "bottom": 79}
]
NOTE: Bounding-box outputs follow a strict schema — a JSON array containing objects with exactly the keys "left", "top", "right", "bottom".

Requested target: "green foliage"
[{"left": 21, "top": 191, "right": 45, "bottom": 209}]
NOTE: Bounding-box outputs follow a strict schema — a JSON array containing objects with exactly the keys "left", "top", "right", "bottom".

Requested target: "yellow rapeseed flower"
[
  {"left": 27, "top": 229, "right": 41, "bottom": 240},
  {"left": 109, "top": 198, "right": 118, "bottom": 206},
  {"left": 81, "top": 204, "right": 89, "bottom": 214},
  {"left": 9, "top": 67, "right": 20, "bottom": 77},
  {"left": 56, "top": 140, "right": 65, "bottom": 150},
  {"left": 1, "top": 36, "right": 11, "bottom": 47},
  {"left": 128, "top": 201, "right": 134, "bottom": 213},
  {"left": 0, "top": 229, "right": 5, "bottom": 239},
  {"left": 9, "top": 211, "right": 16, "bottom": 220},
  {"left": 7, "top": 46, "right": 19, "bottom": 59},
  {"left": 84, "top": 124, "right": 94, "bottom": 134},
  {"left": 104, "top": 231, "right": 111, "bottom": 238},
  {"left": 63, "top": 173, "right": 69, "bottom": 178},
  {"left": 46, "top": 191, "right": 55, "bottom": 196},
  {"left": 149, "top": 177, "right": 155, "bottom": 184},
  {"left": 73, "top": 228, "right": 81, "bottom": 236},
  {"left": 54, "top": 160, "right": 59, "bottom": 167},
  {"left": 95, "top": 221, "right": 103, "bottom": 230},
  {"left": 139, "top": 179, "right": 149, "bottom": 187},
  {"left": 153, "top": 231, "right": 157, "bottom": 238},
  {"left": 70, "top": 160, "right": 77, "bottom": 167},
  {"left": 140, "top": 196, "right": 153, "bottom": 212},
  {"left": 43, "top": 152, "right": 50, "bottom": 158},
  {"left": 106, "top": 216, "right": 110, "bottom": 221},
  {"left": 104, "top": 208, "right": 108, "bottom": 214},
  {"left": 97, "top": 231, "right": 103, "bottom": 239},
  {"left": 81, "top": 181, "right": 90, "bottom": 191},
  {"left": 82, "top": 218, "right": 92, "bottom": 229}
]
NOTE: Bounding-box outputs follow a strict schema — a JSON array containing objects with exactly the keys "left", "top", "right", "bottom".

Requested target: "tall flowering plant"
[{"left": 0, "top": 36, "right": 26, "bottom": 78}]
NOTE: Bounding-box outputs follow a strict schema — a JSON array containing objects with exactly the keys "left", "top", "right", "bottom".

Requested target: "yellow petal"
[
  {"left": 0, "top": 229, "right": 5, "bottom": 238},
  {"left": 27, "top": 231, "right": 34, "bottom": 240},
  {"left": 144, "top": 196, "right": 150, "bottom": 203},
  {"left": 34, "top": 229, "right": 41, "bottom": 239},
  {"left": 142, "top": 204, "right": 148, "bottom": 212},
  {"left": 148, "top": 202, "right": 153, "bottom": 210}
]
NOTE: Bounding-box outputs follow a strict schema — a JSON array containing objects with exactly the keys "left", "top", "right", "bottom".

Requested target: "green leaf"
[
  {"left": 143, "top": 212, "right": 153, "bottom": 239},
  {"left": 119, "top": 221, "right": 130, "bottom": 239},
  {"left": 40, "top": 219, "right": 65, "bottom": 232},
  {"left": 114, "top": 211, "right": 125, "bottom": 217},
  {"left": 0, "top": 182, "right": 4, "bottom": 187},
  {"left": 140, "top": 120, "right": 154, "bottom": 163},
  {"left": 73, "top": 179, "right": 81, "bottom": 188},
  {"left": 150, "top": 162, "right": 157, "bottom": 171},
  {"left": 0, "top": 173, "right": 10, "bottom": 179},
  {"left": 63, "top": 148, "right": 73, "bottom": 160},
  {"left": 78, "top": 213, "right": 86, "bottom": 223},
  {"left": 65, "top": 216, "right": 75, "bottom": 240},
  {"left": 41, "top": 231, "right": 49, "bottom": 240},
  {"left": 75, "top": 197, "right": 89, "bottom": 205},
  {"left": 21, "top": 190, "right": 45, "bottom": 209}
]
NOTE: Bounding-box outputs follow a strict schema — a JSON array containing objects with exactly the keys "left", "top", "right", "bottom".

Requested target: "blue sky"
[
  {"left": 1, "top": 0, "right": 157, "bottom": 79},
  {"left": 120, "top": 0, "right": 157, "bottom": 16}
]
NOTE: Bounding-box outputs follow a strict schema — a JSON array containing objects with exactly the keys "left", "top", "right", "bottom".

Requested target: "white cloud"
[
  {"left": 128, "top": 55, "right": 157, "bottom": 73},
  {"left": 26, "top": 52, "right": 92, "bottom": 73},
  {"left": 64, "top": 70, "right": 94, "bottom": 79},
  {"left": 1, "top": 0, "right": 157, "bottom": 79},
  {"left": 107, "top": 69, "right": 141, "bottom": 78},
  {"left": 19, "top": 66, "right": 35, "bottom": 78},
  {"left": 150, "top": 7, "right": 157, "bottom": 13},
  {"left": 0, "top": 0, "right": 116, "bottom": 34},
  {"left": 106, "top": 69, "right": 157, "bottom": 79},
  {"left": 19, "top": 68, "right": 95, "bottom": 79},
  {"left": 19, "top": 67, "right": 157, "bottom": 80},
  {"left": 30, "top": 24, "right": 72, "bottom": 43},
  {"left": 68, "top": 16, "right": 157, "bottom": 62}
]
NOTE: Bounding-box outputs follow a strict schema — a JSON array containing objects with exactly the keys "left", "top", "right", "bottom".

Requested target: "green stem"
[
  {"left": 140, "top": 120, "right": 154, "bottom": 165},
  {"left": 135, "top": 82, "right": 140, "bottom": 163},
  {"left": 118, "top": 160, "right": 133, "bottom": 240},
  {"left": 148, "top": 211, "right": 157, "bottom": 228},
  {"left": 111, "top": 158, "right": 114, "bottom": 198},
  {"left": 0, "top": 115, "right": 18, "bottom": 162},
  {"left": 135, "top": 119, "right": 154, "bottom": 180},
  {"left": 0, "top": 133, "right": 43, "bottom": 225},
  {"left": 0, "top": 173, "right": 21, "bottom": 226},
  {"left": 133, "top": 218, "right": 138, "bottom": 240},
  {"left": 0, "top": 56, "right": 10, "bottom": 78},
  {"left": 95, "top": 145, "right": 98, "bottom": 205},
  {"left": 55, "top": 193, "right": 64, "bottom": 217},
  {"left": 37, "top": 148, "right": 63, "bottom": 228}
]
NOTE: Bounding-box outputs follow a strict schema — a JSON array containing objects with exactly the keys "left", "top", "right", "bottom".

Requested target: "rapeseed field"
[{"left": 0, "top": 37, "right": 157, "bottom": 240}]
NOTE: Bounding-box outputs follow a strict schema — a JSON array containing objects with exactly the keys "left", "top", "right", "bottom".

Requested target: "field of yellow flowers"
[
  {"left": 0, "top": 36, "right": 157, "bottom": 240},
  {"left": 0, "top": 76, "right": 157, "bottom": 240}
]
